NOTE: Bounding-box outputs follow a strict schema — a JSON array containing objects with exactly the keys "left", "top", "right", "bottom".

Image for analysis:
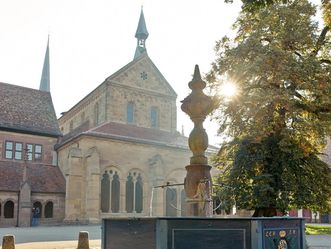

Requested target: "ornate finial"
[
  {"left": 181, "top": 65, "right": 214, "bottom": 165},
  {"left": 189, "top": 65, "right": 206, "bottom": 90}
]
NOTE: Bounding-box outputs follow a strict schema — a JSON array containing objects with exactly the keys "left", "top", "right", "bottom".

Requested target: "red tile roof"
[
  {"left": 0, "top": 161, "right": 65, "bottom": 193},
  {"left": 90, "top": 122, "right": 188, "bottom": 146},
  {"left": 0, "top": 82, "right": 61, "bottom": 137}
]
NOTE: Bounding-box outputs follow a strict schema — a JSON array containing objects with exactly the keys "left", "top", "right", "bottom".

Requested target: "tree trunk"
[{"left": 252, "top": 207, "right": 277, "bottom": 217}]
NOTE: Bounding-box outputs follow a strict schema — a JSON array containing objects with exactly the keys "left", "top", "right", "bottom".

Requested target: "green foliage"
[
  {"left": 225, "top": 0, "right": 290, "bottom": 12},
  {"left": 306, "top": 225, "right": 331, "bottom": 234},
  {"left": 210, "top": 0, "right": 331, "bottom": 215}
]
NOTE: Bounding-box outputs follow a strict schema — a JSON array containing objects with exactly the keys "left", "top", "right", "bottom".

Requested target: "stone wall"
[
  {"left": 0, "top": 191, "right": 65, "bottom": 227},
  {"left": 57, "top": 136, "right": 191, "bottom": 223},
  {"left": 58, "top": 55, "right": 177, "bottom": 135}
]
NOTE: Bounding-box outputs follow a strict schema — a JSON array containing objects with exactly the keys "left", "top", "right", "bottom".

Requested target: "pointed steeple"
[
  {"left": 39, "top": 37, "right": 50, "bottom": 92},
  {"left": 134, "top": 7, "right": 149, "bottom": 59}
]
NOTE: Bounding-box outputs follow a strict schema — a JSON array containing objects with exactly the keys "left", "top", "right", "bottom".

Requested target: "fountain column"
[{"left": 181, "top": 65, "right": 215, "bottom": 217}]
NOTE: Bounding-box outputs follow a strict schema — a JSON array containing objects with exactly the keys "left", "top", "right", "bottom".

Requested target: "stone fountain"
[{"left": 101, "top": 65, "right": 306, "bottom": 249}]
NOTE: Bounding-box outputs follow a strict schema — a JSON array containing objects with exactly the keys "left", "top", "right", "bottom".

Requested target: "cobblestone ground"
[{"left": 307, "top": 234, "right": 331, "bottom": 249}]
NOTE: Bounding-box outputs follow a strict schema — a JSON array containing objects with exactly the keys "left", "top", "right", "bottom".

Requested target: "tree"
[
  {"left": 225, "top": 0, "right": 331, "bottom": 21},
  {"left": 208, "top": 0, "right": 331, "bottom": 216}
]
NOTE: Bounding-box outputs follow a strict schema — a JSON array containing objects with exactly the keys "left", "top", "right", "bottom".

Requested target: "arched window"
[
  {"left": 33, "top": 201, "right": 42, "bottom": 218},
  {"left": 69, "top": 121, "right": 73, "bottom": 131},
  {"left": 101, "top": 170, "right": 121, "bottom": 213},
  {"left": 127, "top": 102, "right": 134, "bottom": 124},
  {"left": 0, "top": 202, "right": 2, "bottom": 217},
  {"left": 150, "top": 107, "right": 158, "bottom": 128},
  {"left": 135, "top": 174, "right": 143, "bottom": 213},
  {"left": 101, "top": 171, "right": 110, "bottom": 213},
  {"left": 125, "top": 173, "right": 134, "bottom": 213},
  {"left": 166, "top": 188, "right": 177, "bottom": 216},
  {"left": 94, "top": 103, "right": 100, "bottom": 125},
  {"left": 111, "top": 172, "right": 120, "bottom": 213},
  {"left": 126, "top": 171, "right": 143, "bottom": 213},
  {"left": 45, "top": 201, "right": 53, "bottom": 218},
  {"left": 4, "top": 200, "right": 14, "bottom": 218}
]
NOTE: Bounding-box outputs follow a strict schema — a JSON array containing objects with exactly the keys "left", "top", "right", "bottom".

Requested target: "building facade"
[
  {"left": 56, "top": 9, "right": 198, "bottom": 223},
  {"left": 0, "top": 80, "right": 65, "bottom": 227}
]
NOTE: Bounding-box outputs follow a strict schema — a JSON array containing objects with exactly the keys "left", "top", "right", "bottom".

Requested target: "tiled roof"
[
  {"left": 0, "top": 82, "right": 61, "bottom": 137},
  {"left": 0, "top": 161, "right": 65, "bottom": 193},
  {"left": 57, "top": 121, "right": 189, "bottom": 149},
  {"left": 90, "top": 122, "right": 188, "bottom": 146}
]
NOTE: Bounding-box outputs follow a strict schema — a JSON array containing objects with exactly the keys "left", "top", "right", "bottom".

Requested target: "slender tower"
[
  {"left": 39, "top": 37, "right": 50, "bottom": 92},
  {"left": 134, "top": 7, "right": 149, "bottom": 59}
]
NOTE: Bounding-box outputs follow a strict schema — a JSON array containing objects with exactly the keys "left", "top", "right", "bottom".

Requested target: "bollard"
[
  {"left": 2, "top": 234, "right": 15, "bottom": 249},
  {"left": 77, "top": 231, "right": 89, "bottom": 249}
]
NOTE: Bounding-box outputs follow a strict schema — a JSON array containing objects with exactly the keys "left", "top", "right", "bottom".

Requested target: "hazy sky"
[{"left": 0, "top": 0, "right": 242, "bottom": 145}]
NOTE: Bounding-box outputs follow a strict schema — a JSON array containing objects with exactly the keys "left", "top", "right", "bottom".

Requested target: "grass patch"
[{"left": 305, "top": 225, "right": 331, "bottom": 235}]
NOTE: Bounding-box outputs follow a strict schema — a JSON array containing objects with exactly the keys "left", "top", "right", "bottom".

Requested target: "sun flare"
[{"left": 220, "top": 82, "right": 237, "bottom": 98}]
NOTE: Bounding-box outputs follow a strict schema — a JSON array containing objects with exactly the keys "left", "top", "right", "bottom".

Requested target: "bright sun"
[{"left": 220, "top": 82, "right": 237, "bottom": 98}]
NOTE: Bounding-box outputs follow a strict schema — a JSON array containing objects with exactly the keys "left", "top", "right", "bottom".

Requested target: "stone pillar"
[
  {"left": 77, "top": 231, "right": 89, "bottom": 249},
  {"left": 85, "top": 147, "right": 101, "bottom": 223},
  {"left": 148, "top": 154, "right": 165, "bottom": 216},
  {"left": 18, "top": 182, "right": 31, "bottom": 227},
  {"left": 64, "top": 147, "right": 84, "bottom": 223},
  {"left": 181, "top": 65, "right": 215, "bottom": 217},
  {"left": 2, "top": 235, "right": 15, "bottom": 249}
]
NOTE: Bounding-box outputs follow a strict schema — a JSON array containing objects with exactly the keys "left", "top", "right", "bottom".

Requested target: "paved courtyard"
[{"left": 0, "top": 224, "right": 330, "bottom": 249}]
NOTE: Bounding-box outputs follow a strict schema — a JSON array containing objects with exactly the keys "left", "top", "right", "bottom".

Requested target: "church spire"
[
  {"left": 134, "top": 7, "right": 149, "bottom": 59},
  {"left": 39, "top": 36, "right": 50, "bottom": 92}
]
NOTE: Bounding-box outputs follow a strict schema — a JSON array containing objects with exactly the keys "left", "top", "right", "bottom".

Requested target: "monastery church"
[{"left": 0, "top": 9, "right": 196, "bottom": 227}]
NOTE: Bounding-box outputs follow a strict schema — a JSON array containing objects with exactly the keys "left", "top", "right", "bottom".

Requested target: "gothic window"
[
  {"left": 101, "top": 170, "right": 121, "bottom": 213},
  {"left": 150, "top": 107, "right": 158, "bottom": 128},
  {"left": 111, "top": 172, "right": 120, "bottom": 213},
  {"left": 135, "top": 174, "right": 143, "bottom": 213},
  {"left": 125, "top": 173, "right": 134, "bottom": 213},
  {"left": 4, "top": 200, "right": 14, "bottom": 218},
  {"left": 45, "top": 201, "right": 53, "bottom": 218},
  {"left": 34, "top": 145, "right": 42, "bottom": 161},
  {"left": 127, "top": 102, "right": 134, "bottom": 124},
  {"left": 101, "top": 171, "right": 110, "bottom": 213},
  {"left": 0, "top": 202, "right": 1, "bottom": 217},
  {"left": 5, "top": 141, "right": 13, "bottom": 159},
  {"left": 126, "top": 171, "right": 143, "bottom": 213},
  {"left": 33, "top": 201, "right": 42, "bottom": 218},
  {"left": 166, "top": 188, "right": 177, "bottom": 216}
]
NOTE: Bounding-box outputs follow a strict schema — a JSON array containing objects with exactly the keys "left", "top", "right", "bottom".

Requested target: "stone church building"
[{"left": 56, "top": 9, "right": 195, "bottom": 224}]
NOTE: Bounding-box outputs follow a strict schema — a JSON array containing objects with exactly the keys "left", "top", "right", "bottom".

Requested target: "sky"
[{"left": 0, "top": 0, "right": 242, "bottom": 145}]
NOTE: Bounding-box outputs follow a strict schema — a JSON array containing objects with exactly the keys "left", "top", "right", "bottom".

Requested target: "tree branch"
[
  {"left": 320, "top": 59, "right": 331, "bottom": 64},
  {"left": 311, "top": 26, "right": 330, "bottom": 56}
]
